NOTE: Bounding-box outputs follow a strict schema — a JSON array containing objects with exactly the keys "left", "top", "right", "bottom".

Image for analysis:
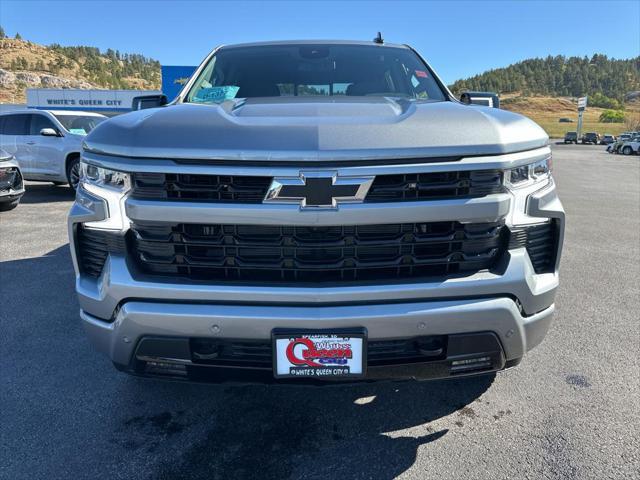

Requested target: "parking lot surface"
[{"left": 1, "top": 144, "right": 638, "bottom": 480}]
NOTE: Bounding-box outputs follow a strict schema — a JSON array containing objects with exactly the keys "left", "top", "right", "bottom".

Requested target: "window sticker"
[
  {"left": 415, "top": 70, "right": 428, "bottom": 78},
  {"left": 193, "top": 86, "right": 240, "bottom": 103},
  {"left": 69, "top": 128, "right": 87, "bottom": 135}
]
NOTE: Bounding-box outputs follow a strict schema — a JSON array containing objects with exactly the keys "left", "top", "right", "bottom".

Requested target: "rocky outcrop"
[{"left": 0, "top": 68, "right": 95, "bottom": 90}]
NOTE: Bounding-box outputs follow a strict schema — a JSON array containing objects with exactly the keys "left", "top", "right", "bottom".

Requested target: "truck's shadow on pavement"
[
  {"left": 147, "top": 374, "right": 494, "bottom": 480},
  {"left": 18, "top": 183, "right": 75, "bottom": 204},
  {"left": 2, "top": 245, "right": 494, "bottom": 480}
]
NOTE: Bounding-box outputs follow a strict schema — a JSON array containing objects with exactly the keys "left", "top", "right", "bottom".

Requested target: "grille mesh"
[
  {"left": 365, "top": 170, "right": 503, "bottom": 202},
  {"left": 130, "top": 221, "right": 507, "bottom": 284},
  {"left": 132, "top": 173, "right": 272, "bottom": 203}
]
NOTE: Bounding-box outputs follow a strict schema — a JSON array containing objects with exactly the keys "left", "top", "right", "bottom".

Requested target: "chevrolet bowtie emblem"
[{"left": 264, "top": 171, "right": 374, "bottom": 209}]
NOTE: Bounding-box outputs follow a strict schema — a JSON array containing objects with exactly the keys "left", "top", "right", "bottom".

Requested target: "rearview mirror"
[
  {"left": 131, "top": 94, "right": 168, "bottom": 111},
  {"left": 40, "top": 128, "right": 59, "bottom": 137},
  {"left": 460, "top": 91, "right": 500, "bottom": 109}
]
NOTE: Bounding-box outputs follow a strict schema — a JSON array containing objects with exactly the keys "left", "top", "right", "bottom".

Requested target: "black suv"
[
  {"left": 564, "top": 131, "right": 578, "bottom": 144},
  {"left": 581, "top": 132, "right": 600, "bottom": 145}
]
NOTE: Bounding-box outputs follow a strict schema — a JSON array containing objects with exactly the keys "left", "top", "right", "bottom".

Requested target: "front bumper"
[
  {"left": 81, "top": 297, "right": 554, "bottom": 382},
  {"left": 0, "top": 163, "right": 25, "bottom": 203}
]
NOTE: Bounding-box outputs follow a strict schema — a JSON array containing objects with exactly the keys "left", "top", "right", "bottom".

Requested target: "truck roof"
[{"left": 220, "top": 39, "right": 410, "bottom": 50}]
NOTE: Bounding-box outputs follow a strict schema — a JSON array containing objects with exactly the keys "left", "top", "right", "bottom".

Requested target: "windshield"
[
  {"left": 53, "top": 115, "right": 106, "bottom": 135},
  {"left": 185, "top": 44, "right": 447, "bottom": 103}
]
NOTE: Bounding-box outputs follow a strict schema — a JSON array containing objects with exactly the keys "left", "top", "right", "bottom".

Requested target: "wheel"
[
  {"left": 622, "top": 146, "right": 632, "bottom": 155},
  {"left": 0, "top": 200, "right": 19, "bottom": 211},
  {"left": 66, "top": 156, "right": 81, "bottom": 190}
]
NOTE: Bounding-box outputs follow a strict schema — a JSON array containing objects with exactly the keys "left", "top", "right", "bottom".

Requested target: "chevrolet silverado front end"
[{"left": 68, "top": 40, "right": 564, "bottom": 382}]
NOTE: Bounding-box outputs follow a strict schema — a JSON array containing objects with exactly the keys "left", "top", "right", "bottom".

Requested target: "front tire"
[
  {"left": 66, "top": 156, "right": 81, "bottom": 190},
  {"left": 622, "top": 146, "right": 633, "bottom": 155}
]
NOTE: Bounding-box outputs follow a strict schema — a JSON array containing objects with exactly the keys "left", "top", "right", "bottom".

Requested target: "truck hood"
[{"left": 84, "top": 97, "right": 548, "bottom": 161}]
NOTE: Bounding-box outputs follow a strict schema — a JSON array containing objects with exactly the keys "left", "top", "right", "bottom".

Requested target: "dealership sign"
[
  {"left": 577, "top": 96, "right": 588, "bottom": 111},
  {"left": 26, "top": 89, "right": 162, "bottom": 112},
  {"left": 161, "top": 65, "right": 197, "bottom": 102}
]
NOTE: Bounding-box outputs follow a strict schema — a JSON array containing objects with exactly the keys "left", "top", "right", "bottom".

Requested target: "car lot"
[{"left": 1, "top": 143, "right": 638, "bottom": 480}]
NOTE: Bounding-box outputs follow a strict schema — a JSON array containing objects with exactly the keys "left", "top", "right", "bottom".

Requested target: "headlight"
[
  {"left": 505, "top": 156, "right": 552, "bottom": 189},
  {"left": 79, "top": 161, "right": 131, "bottom": 230},
  {"left": 80, "top": 162, "right": 131, "bottom": 192}
]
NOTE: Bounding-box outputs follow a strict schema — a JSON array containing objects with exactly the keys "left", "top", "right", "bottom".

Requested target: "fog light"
[
  {"left": 450, "top": 356, "right": 492, "bottom": 374},
  {"left": 451, "top": 356, "right": 491, "bottom": 366},
  {"left": 144, "top": 361, "right": 188, "bottom": 377}
]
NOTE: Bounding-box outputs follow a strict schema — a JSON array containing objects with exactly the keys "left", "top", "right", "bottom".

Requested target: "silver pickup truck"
[{"left": 68, "top": 39, "right": 564, "bottom": 383}]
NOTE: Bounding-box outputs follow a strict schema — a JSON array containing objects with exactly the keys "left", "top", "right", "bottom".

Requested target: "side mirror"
[
  {"left": 131, "top": 94, "right": 168, "bottom": 111},
  {"left": 460, "top": 91, "right": 500, "bottom": 109},
  {"left": 40, "top": 128, "right": 59, "bottom": 137}
]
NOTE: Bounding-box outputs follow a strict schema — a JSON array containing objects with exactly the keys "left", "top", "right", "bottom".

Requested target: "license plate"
[{"left": 272, "top": 330, "right": 366, "bottom": 379}]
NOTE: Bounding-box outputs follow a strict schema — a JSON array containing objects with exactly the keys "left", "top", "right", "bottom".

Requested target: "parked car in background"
[
  {"left": 0, "top": 148, "right": 25, "bottom": 211},
  {"left": 600, "top": 134, "right": 616, "bottom": 145},
  {"left": 581, "top": 132, "right": 600, "bottom": 145},
  {"left": 610, "top": 134, "right": 632, "bottom": 153},
  {"left": 0, "top": 110, "right": 107, "bottom": 190},
  {"left": 564, "top": 131, "right": 578, "bottom": 144},
  {"left": 558, "top": 118, "right": 573, "bottom": 123},
  {"left": 620, "top": 136, "right": 640, "bottom": 155}
]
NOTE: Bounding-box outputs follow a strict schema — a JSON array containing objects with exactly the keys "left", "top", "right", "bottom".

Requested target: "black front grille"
[
  {"left": 365, "top": 170, "right": 504, "bottom": 202},
  {"left": 190, "top": 336, "right": 447, "bottom": 369},
  {"left": 0, "top": 167, "right": 23, "bottom": 193},
  {"left": 509, "top": 221, "right": 557, "bottom": 273},
  {"left": 131, "top": 170, "right": 504, "bottom": 203},
  {"left": 132, "top": 173, "right": 272, "bottom": 203},
  {"left": 76, "top": 227, "right": 126, "bottom": 278},
  {"left": 130, "top": 221, "right": 507, "bottom": 284}
]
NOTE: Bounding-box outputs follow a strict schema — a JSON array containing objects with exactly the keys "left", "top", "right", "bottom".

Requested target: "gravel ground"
[{"left": 1, "top": 144, "right": 638, "bottom": 479}]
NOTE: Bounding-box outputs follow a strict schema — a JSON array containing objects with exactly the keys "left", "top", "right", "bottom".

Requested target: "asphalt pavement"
[{"left": 1, "top": 144, "right": 638, "bottom": 479}]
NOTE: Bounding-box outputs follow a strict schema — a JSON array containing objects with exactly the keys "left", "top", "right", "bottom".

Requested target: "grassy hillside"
[
  {"left": 450, "top": 54, "right": 640, "bottom": 102},
  {"left": 501, "top": 95, "right": 640, "bottom": 138},
  {"left": 449, "top": 54, "right": 640, "bottom": 138}
]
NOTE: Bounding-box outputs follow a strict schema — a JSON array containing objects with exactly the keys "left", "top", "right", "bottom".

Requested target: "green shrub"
[
  {"left": 599, "top": 110, "right": 625, "bottom": 123},
  {"left": 589, "top": 92, "right": 624, "bottom": 110}
]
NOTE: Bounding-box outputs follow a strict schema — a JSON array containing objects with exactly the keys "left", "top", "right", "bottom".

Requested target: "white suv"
[
  {"left": 0, "top": 110, "right": 107, "bottom": 189},
  {"left": 620, "top": 136, "right": 640, "bottom": 155}
]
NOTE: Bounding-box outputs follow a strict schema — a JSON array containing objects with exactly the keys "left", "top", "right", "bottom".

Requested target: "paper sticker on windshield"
[
  {"left": 193, "top": 86, "right": 240, "bottom": 103},
  {"left": 69, "top": 128, "right": 87, "bottom": 135},
  {"left": 415, "top": 70, "right": 428, "bottom": 78}
]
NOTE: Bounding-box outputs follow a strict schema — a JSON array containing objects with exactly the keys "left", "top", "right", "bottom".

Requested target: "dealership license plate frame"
[{"left": 272, "top": 328, "right": 367, "bottom": 380}]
